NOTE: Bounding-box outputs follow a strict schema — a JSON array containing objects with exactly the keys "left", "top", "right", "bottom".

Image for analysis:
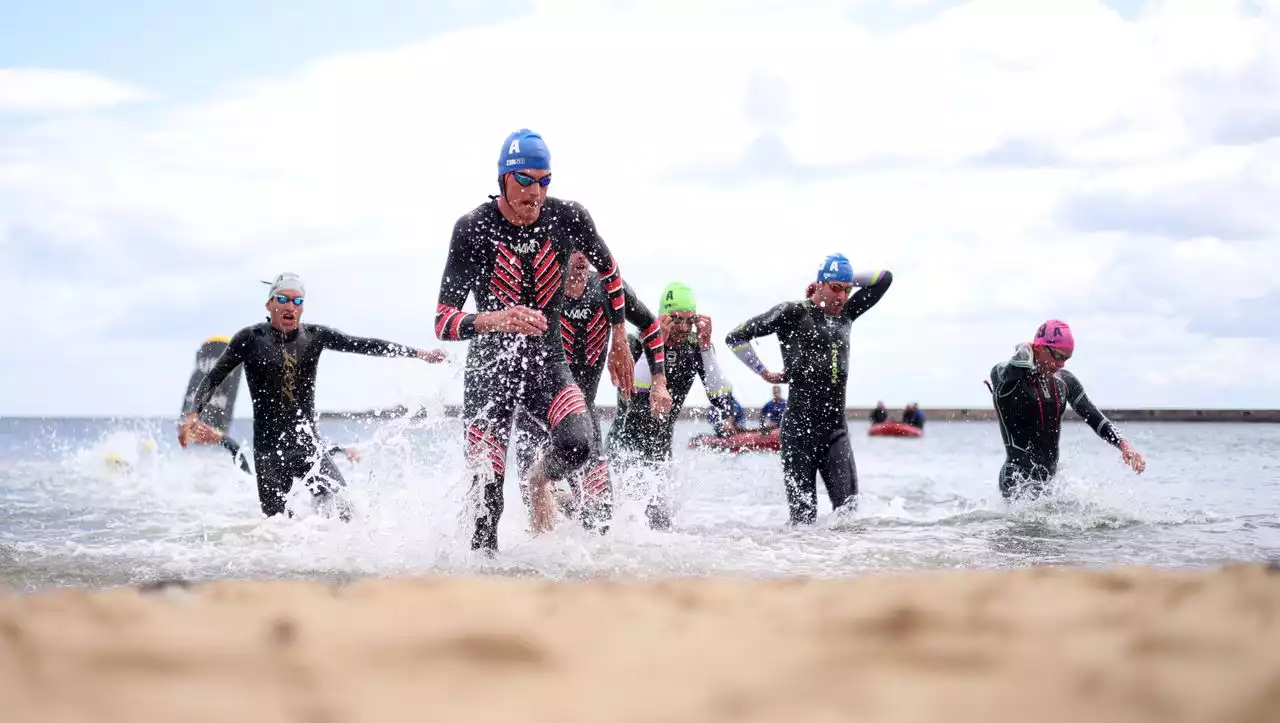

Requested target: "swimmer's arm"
[
  {"left": 219, "top": 436, "right": 253, "bottom": 474},
  {"left": 435, "top": 217, "right": 481, "bottom": 341},
  {"left": 189, "top": 330, "right": 249, "bottom": 415},
  {"left": 568, "top": 201, "right": 626, "bottom": 327},
  {"left": 987, "top": 345, "right": 1034, "bottom": 397},
  {"left": 724, "top": 303, "right": 796, "bottom": 379},
  {"left": 842, "top": 269, "right": 894, "bottom": 322},
  {"left": 315, "top": 326, "right": 420, "bottom": 358},
  {"left": 1062, "top": 371, "right": 1124, "bottom": 448},
  {"left": 622, "top": 280, "right": 667, "bottom": 379},
  {"left": 698, "top": 346, "right": 734, "bottom": 401}
]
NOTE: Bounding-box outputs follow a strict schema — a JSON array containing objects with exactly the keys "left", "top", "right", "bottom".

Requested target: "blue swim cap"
[
  {"left": 498, "top": 128, "right": 551, "bottom": 178},
  {"left": 816, "top": 253, "right": 854, "bottom": 283}
]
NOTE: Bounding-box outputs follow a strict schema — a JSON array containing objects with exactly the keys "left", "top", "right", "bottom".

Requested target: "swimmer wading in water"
[
  {"left": 986, "top": 319, "right": 1146, "bottom": 499},
  {"left": 512, "top": 250, "right": 669, "bottom": 533},
  {"left": 433, "top": 129, "right": 665, "bottom": 553},
  {"left": 724, "top": 254, "right": 893, "bottom": 525},
  {"left": 180, "top": 273, "right": 445, "bottom": 520}
]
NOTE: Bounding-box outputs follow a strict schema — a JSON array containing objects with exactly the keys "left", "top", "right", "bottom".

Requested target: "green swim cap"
[{"left": 659, "top": 282, "right": 696, "bottom": 314}]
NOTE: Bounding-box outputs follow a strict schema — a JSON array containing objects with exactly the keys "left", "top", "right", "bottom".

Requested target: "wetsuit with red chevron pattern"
[
  {"left": 434, "top": 196, "right": 628, "bottom": 552},
  {"left": 513, "top": 278, "right": 665, "bottom": 532}
]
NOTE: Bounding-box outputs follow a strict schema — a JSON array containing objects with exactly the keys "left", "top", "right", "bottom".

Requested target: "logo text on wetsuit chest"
[
  {"left": 563, "top": 307, "right": 592, "bottom": 320},
  {"left": 510, "top": 239, "right": 542, "bottom": 254}
]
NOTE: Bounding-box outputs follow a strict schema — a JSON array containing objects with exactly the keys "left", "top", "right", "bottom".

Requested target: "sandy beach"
[{"left": 1, "top": 564, "right": 1277, "bottom": 723}]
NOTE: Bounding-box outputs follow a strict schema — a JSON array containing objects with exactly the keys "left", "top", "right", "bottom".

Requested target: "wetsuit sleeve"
[
  {"left": 698, "top": 348, "right": 734, "bottom": 400},
  {"left": 724, "top": 302, "right": 798, "bottom": 376},
  {"left": 988, "top": 343, "right": 1033, "bottom": 397},
  {"left": 567, "top": 202, "right": 626, "bottom": 326},
  {"left": 189, "top": 329, "right": 249, "bottom": 415},
  {"left": 1062, "top": 370, "right": 1124, "bottom": 448},
  {"left": 435, "top": 217, "right": 480, "bottom": 341},
  {"left": 622, "top": 280, "right": 666, "bottom": 378},
  {"left": 315, "top": 326, "right": 419, "bottom": 358},
  {"left": 219, "top": 436, "right": 253, "bottom": 475},
  {"left": 842, "top": 270, "right": 894, "bottom": 322}
]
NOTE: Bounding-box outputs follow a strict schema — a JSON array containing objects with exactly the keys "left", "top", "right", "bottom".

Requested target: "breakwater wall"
[{"left": 319, "top": 406, "right": 1280, "bottom": 423}]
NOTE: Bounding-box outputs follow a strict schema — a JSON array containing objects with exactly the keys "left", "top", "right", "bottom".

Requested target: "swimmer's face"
[
  {"left": 502, "top": 169, "right": 550, "bottom": 224},
  {"left": 266, "top": 288, "right": 304, "bottom": 332},
  {"left": 1032, "top": 344, "right": 1070, "bottom": 373},
  {"left": 565, "top": 251, "right": 591, "bottom": 292},
  {"left": 666, "top": 311, "right": 697, "bottom": 339},
  {"left": 812, "top": 281, "right": 852, "bottom": 315}
]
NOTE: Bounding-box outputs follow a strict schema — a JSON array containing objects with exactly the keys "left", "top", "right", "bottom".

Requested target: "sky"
[{"left": 1, "top": 0, "right": 1278, "bottom": 418}]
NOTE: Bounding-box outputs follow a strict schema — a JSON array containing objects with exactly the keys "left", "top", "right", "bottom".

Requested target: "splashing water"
[{"left": 1, "top": 416, "right": 1277, "bottom": 591}]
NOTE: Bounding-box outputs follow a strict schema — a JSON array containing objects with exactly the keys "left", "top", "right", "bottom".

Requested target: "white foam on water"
[{"left": 1, "top": 417, "right": 1276, "bottom": 589}]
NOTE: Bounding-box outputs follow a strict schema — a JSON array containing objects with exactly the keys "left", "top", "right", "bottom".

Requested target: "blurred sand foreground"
[{"left": 2, "top": 564, "right": 1278, "bottom": 723}]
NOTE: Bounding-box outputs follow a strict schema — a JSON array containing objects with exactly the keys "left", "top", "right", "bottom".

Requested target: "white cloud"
[
  {"left": 0, "top": 68, "right": 155, "bottom": 113},
  {"left": 1, "top": 0, "right": 1279, "bottom": 417}
]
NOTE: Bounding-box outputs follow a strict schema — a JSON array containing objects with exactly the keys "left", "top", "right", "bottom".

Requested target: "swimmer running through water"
[
  {"left": 512, "top": 250, "right": 668, "bottom": 533},
  {"left": 607, "top": 281, "right": 737, "bottom": 529},
  {"left": 725, "top": 253, "right": 894, "bottom": 525},
  {"left": 986, "top": 319, "right": 1146, "bottom": 500},
  {"left": 180, "top": 273, "right": 445, "bottom": 520},
  {"left": 434, "top": 128, "right": 667, "bottom": 553}
]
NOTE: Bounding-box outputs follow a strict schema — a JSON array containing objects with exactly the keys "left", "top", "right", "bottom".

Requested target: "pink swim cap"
[{"left": 1032, "top": 319, "right": 1075, "bottom": 351}]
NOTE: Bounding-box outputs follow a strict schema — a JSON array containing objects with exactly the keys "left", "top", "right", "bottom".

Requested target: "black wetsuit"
[
  {"left": 987, "top": 344, "right": 1125, "bottom": 499},
  {"left": 512, "top": 278, "right": 664, "bottom": 531},
  {"left": 870, "top": 407, "right": 889, "bottom": 424},
  {"left": 189, "top": 321, "right": 419, "bottom": 518},
  {"left": 724, "top": 271, "right": 894, "bottom": 524},
  {"left": 434, "top": 196, "right": 637, "bottom": 552},
  {"left": 607, "top": 331, "right": 736, "bottom": 529},
  {"left": 220, "top": 435, "right": 347, "bottom": 478}
]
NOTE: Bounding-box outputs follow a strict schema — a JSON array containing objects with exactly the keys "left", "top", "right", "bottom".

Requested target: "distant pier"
[{"left": 319, "top": 406, "right": 1280, "bottom": 423}]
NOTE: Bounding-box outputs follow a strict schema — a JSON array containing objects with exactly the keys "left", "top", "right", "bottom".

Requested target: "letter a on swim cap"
[
  {"left": 816, "top": 253, "right": 854, "bottom": 283},
  {"left": 498, "top": 129, "right": 551, "bottom": 177},
  {"left": 1032, "top": 319, "right": 1074, "bottom": 351},
  {"left": 659, "top": 282, "right": 696, "bottom": 314}
]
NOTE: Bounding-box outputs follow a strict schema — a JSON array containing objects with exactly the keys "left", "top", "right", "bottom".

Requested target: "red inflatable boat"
[
  {"left": 688, "top": 427, "right": 781, "bottom": 453},
  {"left": 867, "top": 421, "right": 923, "bottom": 438}
]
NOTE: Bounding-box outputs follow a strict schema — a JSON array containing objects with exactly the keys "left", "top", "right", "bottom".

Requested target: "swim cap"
[
  {"left": 816, "top": 253, "right": 854, "bottom": 283},
  {"left": 498, "top": 128, "right": 551, "bottom": 178},
  {"left": 1032, "top": 319, "right": 1075, "bottom": 351},
  {"left": 264, "top": 272, "right": 305, "bottom": 298},
  {"left": 659, "top": 282, "right": 696, "bottom": 314}
]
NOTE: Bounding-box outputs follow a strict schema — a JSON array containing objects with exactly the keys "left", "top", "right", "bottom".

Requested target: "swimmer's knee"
[{"left": 552, "top": 416, "right": 592, "bottom": 469}]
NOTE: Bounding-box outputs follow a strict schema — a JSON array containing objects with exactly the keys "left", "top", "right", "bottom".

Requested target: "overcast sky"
[{"left": 2, "top": 0, "right": 1277, "bottom": 418}]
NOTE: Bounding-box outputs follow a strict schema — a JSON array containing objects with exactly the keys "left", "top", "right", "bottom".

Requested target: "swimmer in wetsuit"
[
  {"left": 986, "top": 319, "right": 1146, "bottom": 500},
  {"left": 180, "top": 273, "right": 445, "bottom": 520},
  {"left": 511, "top": 250, "right": 668, "bottom": 532},
  {"left": 182, "top": 418, "right": 358, "bottom": 477},
  {"left": 608, "top": 282, "right": 737, "bottom": 529},
  {"left": 434, "top": 129, "right": 671, "bottom": 552},
  {"left": 725, "top": 254, "right": 894, "bottom": 525}
]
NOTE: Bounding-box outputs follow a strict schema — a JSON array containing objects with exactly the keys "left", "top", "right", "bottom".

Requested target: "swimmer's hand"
[
  {"left": 649, "top": 374, "right": 673, "bottom": 417},
  {"left": 608, "top": 323, "right": 634, "bottom": 400},
  {"left": 761, "top": 371, "right": 786, "bottom": 384},
  {"left": 178, "top": 415, "right": 224, "bottom": 447},
  {"left": 1120, "top": 440, "right": 1146, "bottom": 474},
  {"left": 417, "top": 348, "right": 447, "bottom": 363},
  {"left": 694, "top": 314, "right": 713, "bottom": 351},
  {"left": 474, "top": 306, "right": 547, "bottom": 335}
]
